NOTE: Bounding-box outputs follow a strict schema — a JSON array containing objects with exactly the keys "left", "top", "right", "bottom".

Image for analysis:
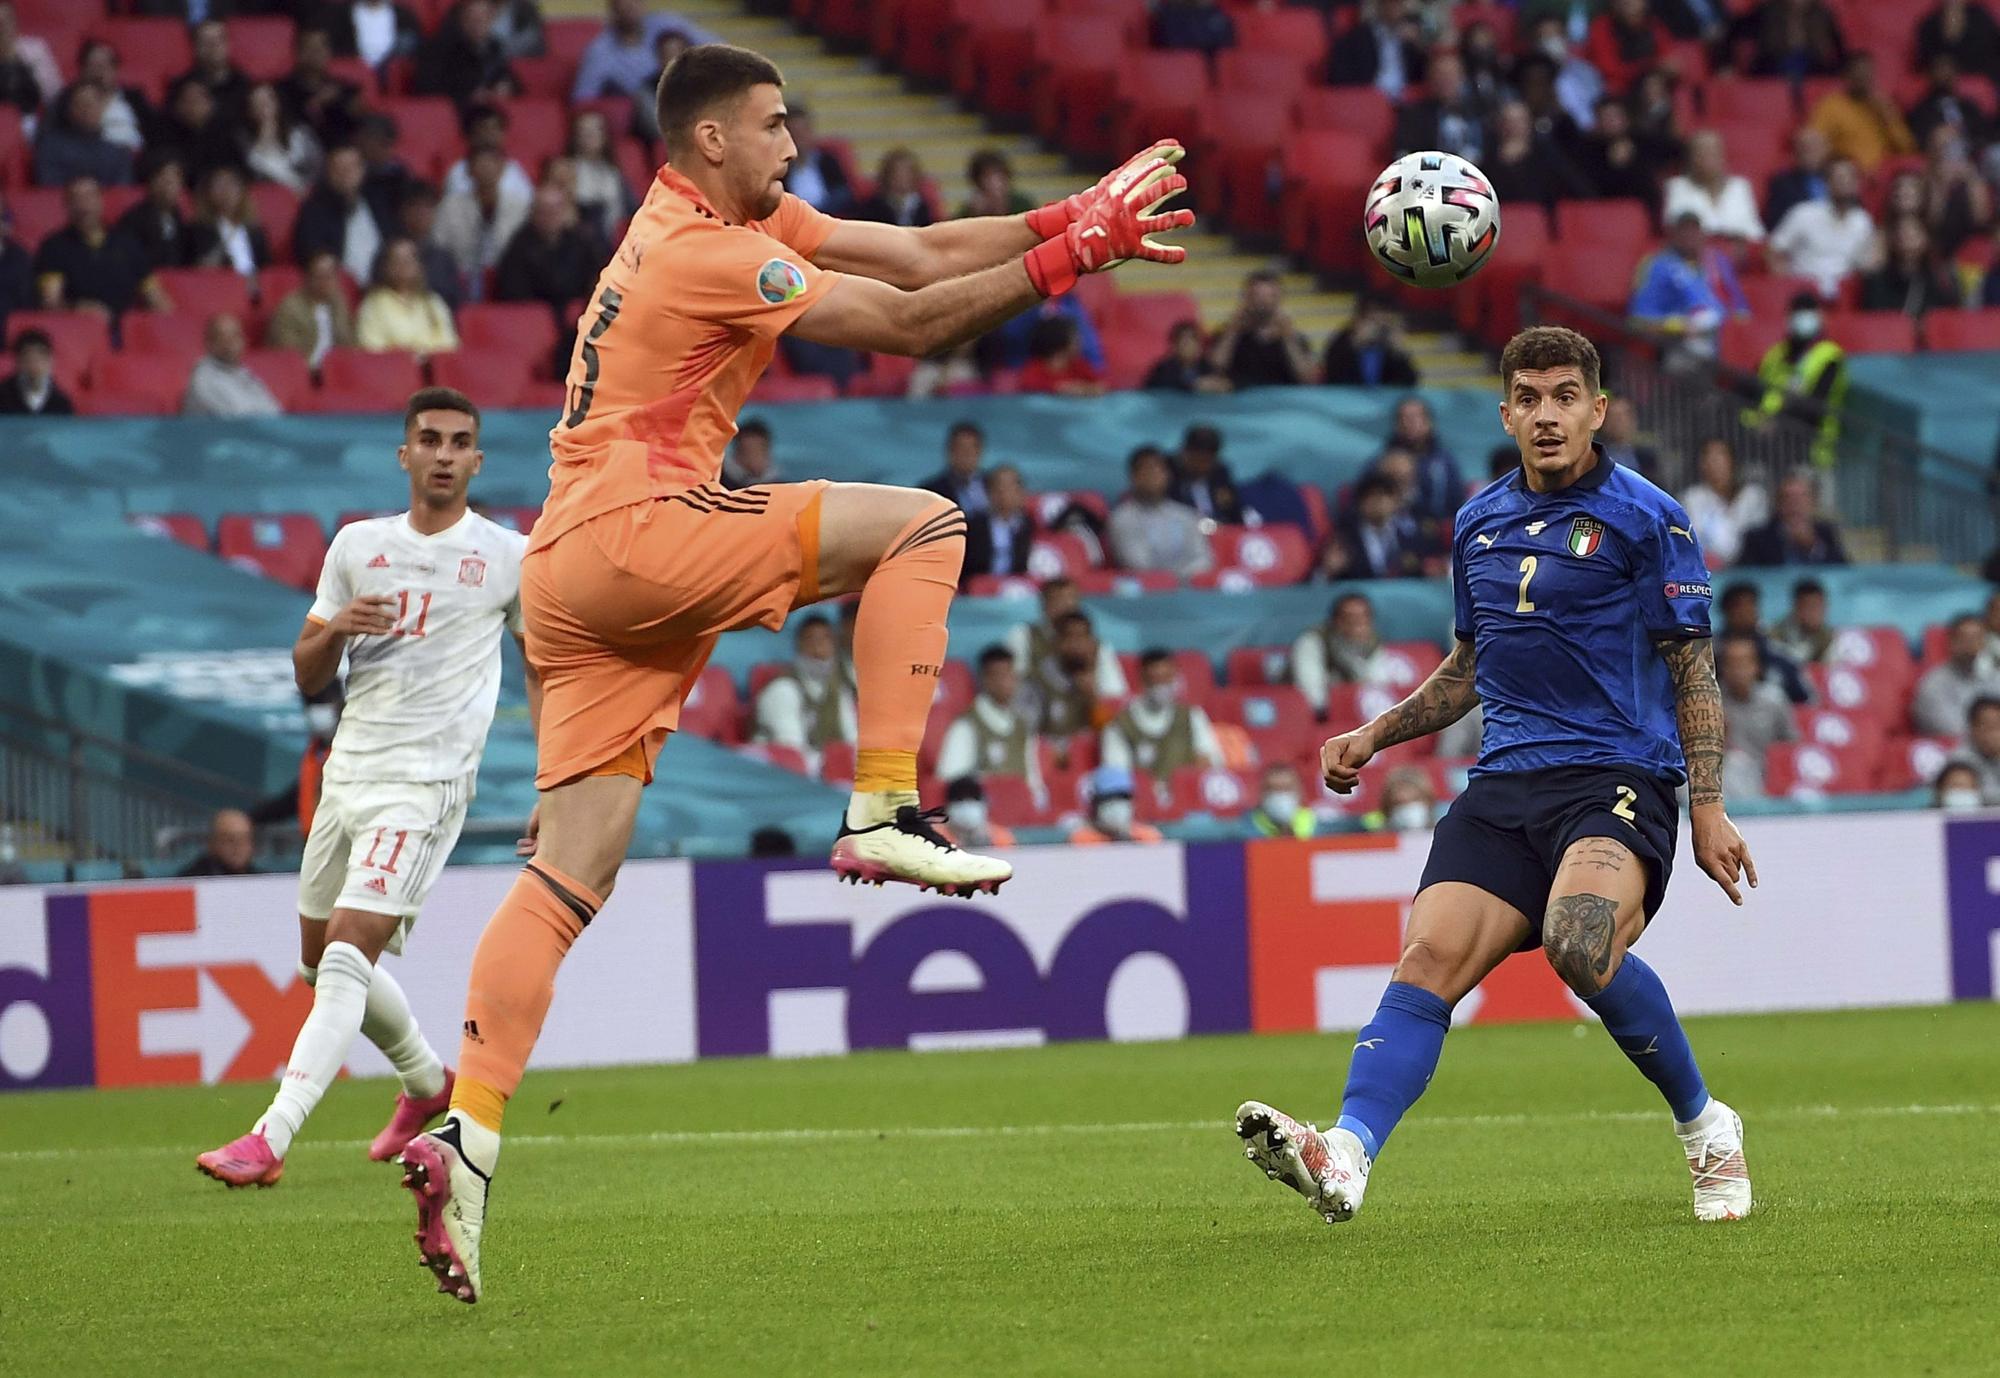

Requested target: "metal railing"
[{"left": 1520, "top": 287, "right": 1997, "bottom": 565}]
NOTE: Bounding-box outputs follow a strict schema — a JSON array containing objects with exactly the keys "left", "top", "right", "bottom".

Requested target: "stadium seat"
[
  {"left": 128, "top": 512, "right": 208, "bottom": 551},
  {"left": 1823, "top": 310, "right": 1917, "bottom": 355},
  {"left": 544, "top": 17, "right": 599, "bottom": 73},
  {"left": 1277, "top": 130, "right": 1376, "bottom": 271},
  {"left": 1924, "top": 309, "right": 2000, "bottom": 352},
  {"left": 966, "top": 573, "right": 1042, "bottom": 600},
  {"left": 1292, "top": 87, "right": 1395, "bottom": 156},
  {"left": 949, "top": 6, "right": 1038, "bottom": 119},
  {"left": 241, "top": 349, "right": 313, "bottom": 410},
  {"left": 737, "top": 742, "right": 811, "bottom": 776},
  {"left": 9, "top": 310, "right": 110, "bottom": 392},
  {"left": 983, "top": 774, "right": 1053, "bottom": 827},
  {"left": 1378, "top": 640, "right": 1446, "bottom": 689},
  {"left": 7, "top": 187, "right": 64, "bottom": 251},
  {"left": 1204, "top": 94, "right": 1294, "bottom": 233},
  {"left": 455, "top": 301, "right": 561, "bottom": 373},
  {"left": 320, "top": 347, "right": 423, "bottom": 399},
  {"left": 227, "top": 17, "right": 296, "bottom": 81},
  {"left": 748, "top": 374, "right": 839, "bottom": 403},
  {"left": 894, "top": 0, "right": 961, "bottom": 84},
  {"left": 1824, "top": 625, "right": 1916, "bottom": 689},
  {"left": 1225, "top": 645, "right": 1293, "bottom": 689},
  {"left": 678, "top": 666, "right": 745, "bottom": 744},
  {"left": 844, "top": 351, "right": 917, "bottom": 398},
  {"left": 511, "top": 56, "right": 570, "bottom": 98},
  {"left": 430, "top": 348, "right": 534, "bottom": 408},
  {"left": 216, "top": 512, "right": 328, "bottom": 591},
  {"left": 1206, "top": 525, "right": 1311, "bottom": 586},
  {"left": 0, "top": 108, "right": 27, "bottom": 188},
  {"left": 119, "top": 311, "right": 207, "bottom": 368},
  {"left": 1720, "top": 315, "right": 1786, "bottom": 373},
  {"left": 1796, "top": 706, "right": 1887, "bottom": 765},
  {"left": 1168, "top": 764, "right": 1258, "bottom": 818},
  {"left": 1763, "top": 741, "right": 1876, "bottom": 796},
  {"left": 818, "top": 740, "right": 856, "bottom": 784},
  {"left": 1234, "top": 5, "right": 1331, "bottom": 73},
  {"left": 499, "top": 98, "right": 568, "bottom": 175},
  {"left": 1028, "top": 18, "right": 1125, "bottom": 150},
  {"left": 89, "top": 353, "right": 186, "bottom": 414},
  {"left": 1103, "top": 291, "right": 1202, "bottom": 341},
  {"left": 248, "top": 183, "right": 300, "bottom": 263},
  {"left": 1209, "top": 685, "right": 1316, "bottom": 764},
  {"left": 379, "top": 98, "right": 461, "bottom": 180},
  {"left": 155, "top": 268, "right": 254, "bottom": 323},
  {"left": 1555, "top": 198, "right": 1652, "bottom": 249},
  {"left": 1877, "top": 735, "right": 1955, "bottom": 791},
  {"left": 1323, "top": 682, "right": 1403, "bottom": 734},
  {"left": 1025, "top": 532, "right": 1097, "bottom": 580},
  {"left": 1215, "top": 51, "right": 1314, "bottom": 108},
  {"left": 1702, "top": 79, "right": 1796, "bottom": 128},
  {"left": 1112, "top": 52, "right": 1212, "bottom": 162},
  {"left": 1073, "top": 569, "right": 1178, "bottom": 596},
  {"left": 91, "top": 18, "right": 192, "bottom": 102}
]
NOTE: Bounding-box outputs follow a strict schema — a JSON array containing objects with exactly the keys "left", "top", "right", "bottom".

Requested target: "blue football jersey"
[{"left": 1452, "top": 448, "right": 1713, "bottom": 781}]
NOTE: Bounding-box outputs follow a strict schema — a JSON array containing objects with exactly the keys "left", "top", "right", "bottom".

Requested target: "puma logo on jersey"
[
  {"left": 367, "top": 554, "right": 391, "bottom": 569},
  {"left": 1473, "top": 534, "right": 1495, "bottom": 547},
  {"left": 1668, "top": 525, "right": 1693, "bottom": 540}
]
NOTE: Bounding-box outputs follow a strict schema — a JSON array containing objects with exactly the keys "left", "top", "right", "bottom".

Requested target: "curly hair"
[{"left": 1499, "top": 326, "right": 1601, "bottom": 395}]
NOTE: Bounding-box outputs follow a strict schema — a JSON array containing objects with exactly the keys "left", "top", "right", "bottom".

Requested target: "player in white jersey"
[{"left": 199, "top": 388, "right": 536, "bottom": 1188}]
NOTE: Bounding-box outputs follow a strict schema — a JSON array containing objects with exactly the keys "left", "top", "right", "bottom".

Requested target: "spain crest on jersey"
[
  {"left": 1566, "top": 516, "right": 1605, "bottom": 558},
  {"left": 458, "top": 556, "right": 486, "bottom": 587}
]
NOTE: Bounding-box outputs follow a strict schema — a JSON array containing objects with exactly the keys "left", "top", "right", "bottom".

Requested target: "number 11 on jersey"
[{"left": 392, "top": 591, "right": 431, "bottom": 638}]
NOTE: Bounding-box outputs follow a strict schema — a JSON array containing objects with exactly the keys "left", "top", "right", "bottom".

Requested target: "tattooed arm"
[
  {"left": 1319, "top": 638, "right": 1478, "bottom": 793},
  {"left": 1658, "top": 637, "right": 1759, "bottom": 905}
]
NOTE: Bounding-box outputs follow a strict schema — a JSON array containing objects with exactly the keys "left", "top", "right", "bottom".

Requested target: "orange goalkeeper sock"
[
  {"left": 450, "top": 862, "right": 602, "bottom": 1132},
  {"left": 850, "top": 502, "right": 965, "bottom": 800}
]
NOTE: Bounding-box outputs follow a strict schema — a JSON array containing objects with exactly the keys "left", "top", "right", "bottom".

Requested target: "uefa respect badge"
[{"left": 757, "top": 258, "right": 807, "bottom": 304}]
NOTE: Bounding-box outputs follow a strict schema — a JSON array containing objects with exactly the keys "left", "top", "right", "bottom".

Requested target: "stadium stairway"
[{"left": 542, "top": 0, "right": 1489, "bottom": 384}]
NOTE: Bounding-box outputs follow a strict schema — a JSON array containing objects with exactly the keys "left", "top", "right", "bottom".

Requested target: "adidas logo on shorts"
[{"left": 363, "top": 875, "right": 389, "bottom": 894}]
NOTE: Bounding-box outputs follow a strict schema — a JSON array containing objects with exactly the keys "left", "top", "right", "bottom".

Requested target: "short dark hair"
[
  {"left": 13, "top": 328, "right": 51, "bottom": 354},
  {"left": 1719, "top": 581, "right": 1759, "bottom": 609},
  {"left": 399, "top": 179, "right": 440, "bottom": 212},
  {"left": 1039, "top": 575, "right": 1074, "bottom": 597},
  {"left": 983, "top": 461, "right": 1020, "bottom": 489},
  {"left": 1500, "top": 325, "right": 1602, "bottom": 396},
  {"left": 404, "top": 386, "right": 479, "bottom": 433},
  {"left": 654, "top": 43, "right": 785, "bottom": 156},
  {"left": 948, "top": 419, "right": 983, "bottom": 445},
  {"left": 795, "top": 611, "right": 832, "bottom": 634},
  {"left": 977, "top": 644, "right": 1014, "bottom": 670},
  {"left": 1354, "top": 472, "right": 1397, "bottom": 502},
  {"left": 1717, "top": 629, "right": 1761, "bottom": 655},
  {"left": 1330, "top": 591, "right": 1371, "bottom": 619},
  {"left": 1245, "top": 268, "right": 1281, "bottom": 289},
  {"left": 1182, "top": 423, "right": 1221, "bottom": 454},
  {"left": 967, "top": 148, "right": 1010, "bottom": 184},
  {"left": 1971, "top": 695, "right": 2000, "bottom": 723},
  {"left": 1791, "top": 578, "right": 1827, "bottom": 602},
  {"left": 737, "top": 418, "right": 771, "bottom": 442},
  {"left": 1139, "top": 647, "right": 1172, "bottom": 671},
  {"left": 1055, "top": 610, "right": 1094, "bottom": 635},
  {"left": 1128, "top": 444, "right": 1167, "bottom": 474},
  {"left": 1953, "top": 612, "right": 1984, "bottom": 634},
  {"left": 460, "top": 101, "right": 507, "bottom": 136}
]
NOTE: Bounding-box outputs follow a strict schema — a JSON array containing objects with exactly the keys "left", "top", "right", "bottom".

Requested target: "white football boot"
[
  {"left": 1236, "top": 1100, "right": 1371, "bottom": 1225},
  {"left": 1676, "top": 1098, "right": 1752, "bottom": 1222},
  {"left": 400, "top": 1119, "right": 490, "bottom": 1303},
  {"left": 831, "top": 800, "right": 1011, "bottom": 898}
]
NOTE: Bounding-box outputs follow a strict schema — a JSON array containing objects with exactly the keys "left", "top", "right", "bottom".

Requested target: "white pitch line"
[{"left": 0, "top": 1101, "right": 1993, "bottom": 1166}]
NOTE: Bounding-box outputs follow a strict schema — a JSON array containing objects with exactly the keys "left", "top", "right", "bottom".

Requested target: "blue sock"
[
  {"left": 1333, "top": 982, "right": 1452, "bottom": 1160},
  {"left": 1584, "top": 953, "right": 1710, "bottom": 1123}
]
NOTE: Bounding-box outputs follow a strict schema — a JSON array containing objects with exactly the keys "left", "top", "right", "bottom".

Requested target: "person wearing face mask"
[
  {"left": 1068, "top": 765, "right": 1165, "bottom": 845},
  {"left": 1745, "top": 293, "right": 1848, "bottom": 469},
  {"left": 1933, "top": 761, "right": 1987, "bottom": 813},
  {"left": 752, "top": 613, "right": 858, "bottom": 759},
  {"left": 1359, "top": 766, "right": 1437, "bottom": 832},
  {"left": 1101, "top": 649, "right": 1227, "bottom": 779},
  {"left": 936, "top": 645, "right": 1047, "bottom": 803},
  {"left": 1715, "top": 631, "right": 1796, "bottom": 799},
  {"left": 1950, "top": 697, "right": 2000, "bottom": 804},
  {"left": 1247, "top": 761, "right": 1321, "bottom": 839},
  {"left": 941, "top": 776, "right": 1015, "bottom": 849}
]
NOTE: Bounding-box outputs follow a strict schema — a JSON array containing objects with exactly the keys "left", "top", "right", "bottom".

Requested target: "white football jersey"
[{"left": 308, "top": 511, "right": 527, "bottom": 784}]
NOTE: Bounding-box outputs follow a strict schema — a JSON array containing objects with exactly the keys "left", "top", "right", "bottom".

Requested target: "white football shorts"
[{"left": 297, "top": 773, "right": 474, "bottom": 953}]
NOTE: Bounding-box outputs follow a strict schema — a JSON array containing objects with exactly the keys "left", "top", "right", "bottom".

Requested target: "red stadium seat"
[
  {"left": 1235, "top": 5, "right": 1331, "bottom": 72},
  {"left": 1036, "top": 488, "right": 1111, "bottom": 527},
  {"left": 8, "top": 187, "right": 65, "bottom": 251},
  {"left": 510, "top": 56, "right": 570, "bottom": 98},
  {"left": 1026, "top": 531, "right": 1097, "bottom": 579},
  {"left": 1029, "top": 18, "right": 1125, "bottom": 151},
  {"left": 1555, "top": 198, "right": 1651, "bottom": 248},
  {"left": 90, "top": 18, "right": 192, "bottom": 103},
  {"left": 8, "top": 310, "right": 110, "bottom": 391},
  {"left": 455, "top": 301, "right": 560, "bottom": 371},
  {"left": 1805, "top": 662, "right": 1904, "bottom": 726},
  {"left": 1277, "top": 130, "right": 1376, "bottom": 271},
  {"left": 1795, "top": 707, "right": 1887, "bottom": 770},
  {"left": 248, "top": 183, "right": 300, "bottom": 263},
  {"left": 895, "top": 0, "right": 960, "bottom": 83},
  {"left": 295, "top": 387, "right": 390, "bottom": 413},
  {"left": 216, "top": 512, "right": 328, "bottom": 591},
  {"left": 844, "top": 351, "right": 917, "bottom": 398},
  {"left": 255, "top": 264, "right": 305, "bottom": 312},
  {"left": 1824, "top": 625, "right": 1916, "bottom": 690},
  {"left": 1206, "top": 526, "right": 1311, "bottom": 586},
  {"left": 1323, "top": 682, "right": 1403, "bottom": 734},
  {"left": 227, "top": 17, "right": 296, "bottom": 81},
  {"left": 1120, "top": 649, "right": 1217, "bottom": 702},
  {"left": 1225, "top": 645, "right": 1292, "bottom": 688},
  {"left": 1924, "top": 309, "right": 2000, "bottom": 352},
  {"left": 1378, "top": 640, "right": 1446, "bottom": 689},
  {"left": 1457, "top": 203, "right": 1552, "bottom": 342},
  {"left": 1103, "top": 291, "right": 1202, "bottom": 340},
  {"left": 1111, "top": 52, "right": 1211, "bottom": 163},
  {"left": 1720, "top": 315, "right": 1786, "bottom": 373},
  {"left": 1073, "top": 569, "right": 1178, "bottom": 596},
  {"left": 1702, "top": 79, "right": 1796, "bottom": 128},
  {"left": 1763, "top": 741, "right": 1876, "bottom": 796},
  {"left": 1197, "top": 93, "right": 1292, "bottom": 232},
  {"left": 0, "top": 108, "right": 27, "bottom": 188},
  {"left": 543, "top": 18, "right": 599, "bottom": 73},
  {"left": 154, "top": 268, "right": 254, "bottom": 322},
  {"left": 950, "top": 7, "right": 1039, "bottom": 118},
  {"left": 983, "top": 774, "right": 1053, "bottom": 827},
  {"left": 129, "top": 512, "right": 208, "bottom": 551},
  {"left": 1823, "top": 310, "right": 1917, "bottom": 354},
  {"left": 1208, "top": 685, "right": 1316, "bottom": 764},
  {"left": 88, "top": 353, "right": 186, "bottom": 414},
  {"left": 1168, "top": 764, "right": 1258, "bottom": 818},
  {"left": 430, "top": 348, "right": 534, "bottom": 408},
  {"left": 818, "top": 739, "right": 857, "bottom": 784},
  {"left": 1215, "top": 50, "right": 1313, "bottom": 106},
  {"left": 737, "top": 742, "right": 811, "bottom": 776},
  {"left": 747, "top": 374, "right": 839, "bottom": 403},
  {"left": 1878, "top": 736, "right": 1955, "bottom": 792},
  {"left": 678, "top": 666, "right": 745, "bottom": 744},
  {"left": 379, "top": 98, "right": 461, "bottom": 180},
  {"left": 241, "top": 349, "right": 313, "bottom": 410},
  {"left": 499, "top": 98, "right": 567, "bottom": 177},
  {"left": 119, "top": 311, "right": 206, "bottom": 367},
  {"left": 320, "top": 347, "right": 423, "bottom": 399},
  {"left": 966, "top": 573, "right": 1042, "bottom": 600}
]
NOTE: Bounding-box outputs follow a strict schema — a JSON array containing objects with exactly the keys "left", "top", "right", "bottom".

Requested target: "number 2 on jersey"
[{"left": 1516, "top": 556, "right": 1538, "bottom": 613}]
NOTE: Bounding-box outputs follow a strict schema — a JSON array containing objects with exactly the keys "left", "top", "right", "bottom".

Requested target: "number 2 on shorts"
[{"left": 1611, "top": 785, "right": 1638, "bottom": 822}]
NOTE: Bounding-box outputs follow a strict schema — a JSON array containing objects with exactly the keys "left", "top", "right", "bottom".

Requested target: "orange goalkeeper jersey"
[{"left": 531, "top": 165, "right": 842, "bottom": 554}]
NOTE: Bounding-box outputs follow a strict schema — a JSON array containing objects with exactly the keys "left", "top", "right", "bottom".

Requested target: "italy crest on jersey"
[{"left": 1566, "top": 516, "right": 1605, "bottom": 557}]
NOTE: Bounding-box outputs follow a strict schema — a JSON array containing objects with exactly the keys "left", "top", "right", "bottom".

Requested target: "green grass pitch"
[{"left": 3, "top": 1003, "right": 1997, "bottom": 1376}]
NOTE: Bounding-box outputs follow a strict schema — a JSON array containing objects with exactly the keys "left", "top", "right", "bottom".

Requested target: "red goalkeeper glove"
[
  {"left": 1023, "top": 154, "right": 1193, "bottom": 298},
  {"left": 1025, "top": 140, "right": 1187, "bottom": 239}
]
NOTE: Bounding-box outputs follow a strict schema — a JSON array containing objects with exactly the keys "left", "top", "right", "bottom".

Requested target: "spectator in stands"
[
  {"left": 567, "top": 109, "right": 633, "bottom": 238},
  {"left": 1596, "top": 397, "right": 1661, "bottom": 481},
  {"left": 294, "top": 144, "right": 384, "bottom": 283},
  {"left": 278, "top": 26, "right": 363, "bottom": 150},
  {"left": 920, "top": 420, "right": 989, "bottom": 514},
  {"left": 1957, "top": 697, "right": 2000, "bottom": 801},
  {"left": 1718, "top": 629, "right": 1795, "bottom": 798},
  {"left": 158, "top": 76, "right": 238, "bottom": 187},
  {"left": 356, "top": 236, "right": 459, "bottom": 356},
  {"left": 491, "top": 0, "right": 546, "bottom": 59},
  {"left": 1025, "top": 610, "right": 1112, "bottom": 740},
  {"left": 1918, "top": 618, "right": 2000, "bottom": 739},
  {"left": 241, "top": 81, "right": 322, "bottom": 197},
  {"left": 1663, "top": 130, "right": 1765, "bottom": 242},
  {"left": 1017, "top": 316, "right": 1105, "bottom": 397},
  {"left": 956, "top": 149, "right": 1033, "bottom": 219},
  {"left": 445, "top": 104, "right": 534, "bottom": 206},
  {"left": 0, "top": 190, "right": 29, "bottom": 333},
  {"left": 1909, "top": 53, "right": 1992, "bottom": 152},
  {"left": 1174, "top": 423, "right": 1245, "bottom": 524},
  {"left": 963, "top": 464, "right": 1035, "bottom": 585},
  {"left": 1766, "top": 126, "right": 1832, "bottom": 231},
  {"left": 1071, "top": 764, "right": 1165, "bottom": 845},
  {"left": 326, "top": 0, "right": 424, "bottom": 70},
  {"left": 1144, "top": 320, "right": 1232, "bottom": 394},
  {"left": 572, "top": 0, "right": 714, "bottom": 102},
  {"left": 267, "top": 248, "right": 356, "bottom": 367},
  {"left": 1747, "top": 295, "right": 1848, "bottom": 466},
  {"left": 0, "top": 328, "right": 71, "bottom": 415},
  {"left": 778, "top": 103, "right": 852, "bottom": 215},
  {"left": 1918, "top": 0, "right": 2000, "bottom": 78},
  {"left": 74, "top": 40, "right": 148, "bottom": 154},
  {"left": 178, "top": 807, "right": 257, "bottom": 877},
  {"left": 415, "top": 0, "right": 520, "bottom": 108},
  {"left": 942, "top": 777, "right": 1015, "bottom": 850},
  {"left": 1007, "top": 578, "right": 1129, "bottom": 707},
  {"left": 753, "top": 613, "right": 857, "bottom": 757},
  {"left": 1769, "top": 158, "right": 1878, "bottom": 297},
  {"left": 496, "top": 182, "right": 604, "bottom": 318},
  {"left": 1392, "top": 46, "right": 1486, "bottom": 165},
  {"left": 1338, "top": 472, "right": 1425, "bottom": 579},
  {"left": 986, "top": 293, "right": 1104, "bottom": 373},
  {"left": 34, "top": 85, "right": 133, "bottom": 189},
  {"left": 1718, "top": 581, "right": 1811, "bottom": 703},
  {"left": 118, "top": 151, "right": 193, "bottom": 273},
  {"left": 178, "top": 19, "right": 250, "bottom": 127},
  {"left": 1514, "top": 52, "right": 1586, "bottom": 151},
  {"left": 182, "top": 312, "right": 281, "bottom": 419},
  {"left": 1913, "top": 129, "right": 1991, "bottom": 256},
  {"left": 1293, "top": 592, "right": 1395, "bottom": 718},
  {"left": 1861, "top": 216, "right": 1963, "bottom": 317},
  {"left": 1809, "top": 53, "right": 1916, "bottom": 174},
  {"left": 1363, "top": 766, "right": 1439, "bottom": 832},
  {"left": 1310, "top": 528, "right": 1363, "bottom": 583},
  {"left": 1629, "top": 212, "right": 1732, "bottom": 356},
  {"left": 395, "top": 182, "right": 461, "bottom": 309},
  {"left": 1524, "top": 18, "right": 1606, "bottom": 132},
  {"left": 1739, "top": 471, "right": 1849, "bottom": 567},
  {"left": 1103, "top": 647, "right": 1227, "bottom": 778},
  {"left": 631, "top": 29, "right": 695, "bottom": 143},
  {"left": 1376, "top": 396, "right": 1463, "bottom": 526},
  {"left": 1152, "top": 0, "right": 1236, "bottom": 53},
  {"left": 1246, "top": 762, "right": 1322, "bottom": 839},
  {"left": 1209, "top": 270, "right": 1314, "bottom": 389},
  {"left": 1733, "top": 0, "right": 1846, "bottom": 79},
  {"left": 435, "top": 145, "right": 531, "bottom": 290},
  {"left": 188, "top": 165, "right": 270, "bottom": 280},
  {"left": 1768, "top": 577, "right": 1834, "bottom": 666},
  {"left": 0, "top": 1, "right": 54, "bottom": 115},
  {"left": 344, "top": 111, "right": 410, "bottom": 234},
  {"left": 1328, "top": 0, "right": 1426, "bottom": 100},
  {"left": 1112, "top": 446, "right": 1213, "bottom": 578},
  {"left": 1587, "top": 0, "right": 1672, "bottom": 95},
  {"left": 1978, "top": 589, "right": 2000, "bottom": 673},
  {"left": 936, "top": 646, "right": 1045, "bottom": 798},
  {"left": 853, "top": 148, "right": 933, "bottom": 228},
  {"left": 1680, "top": 436, "right": 1768, "bottom": 566},
  {"left": 1484, "top": 97, "right": 1588, "bottom": 210},
  {"left": 1324, "top": 299, "right": 1419, "bottom": 388},
  {"left": 34, "top": 177, "right": 164, "bottom": 315},
  {"left": 1627, "top": 66, "right": 1690, "bottom": 167},
  {"left": 1572, "top": 94, "right": 1657, "bottom": 203},
  {"left": 720, "top": 418, "right": 775, "bottom": 489},
  {"left": 1933, "top": 760, "right": 1987, "bottom": 811}
]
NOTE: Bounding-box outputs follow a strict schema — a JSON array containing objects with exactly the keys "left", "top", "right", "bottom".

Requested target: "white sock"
[
  {"left": 360, "top": 960, "right": 446, "bottom": 1099},
  {"left": 846, "top": 789, "right": 919, "bottom": 828},
  {"left": 1675, "top": 1096, "right": 1725, "bottom": 1136},
  {"left": 256, "top": 941, "right": 371, "bottom": 1158},
  {"left": 442, "top": 1110, "right": 501, "bottom": 1177}
]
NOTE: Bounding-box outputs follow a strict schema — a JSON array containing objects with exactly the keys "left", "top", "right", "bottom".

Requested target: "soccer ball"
[{"left": 1363, "top": 151, "right": 1501, "bottom": 289}]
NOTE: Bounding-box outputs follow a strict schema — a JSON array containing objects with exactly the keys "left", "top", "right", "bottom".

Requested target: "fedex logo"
[
  {"left": 1943, "top": 818, "right": 2000, "bottom": 1000},
  {"left": 690, "top": 845, "right": 1249, "bottom": 1057},
  {"left": 0, "top": 887, "right": 312, "bottom": 1091}
]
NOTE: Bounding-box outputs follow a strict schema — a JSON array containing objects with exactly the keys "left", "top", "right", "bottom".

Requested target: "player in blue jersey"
[{"left": 1236, "top": 326, "right": 1758, "bottom": 1224}]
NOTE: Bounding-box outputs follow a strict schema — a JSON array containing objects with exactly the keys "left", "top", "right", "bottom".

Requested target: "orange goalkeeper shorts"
[{"left": 523, "top": 480, "right": 828, "bottom": 789}]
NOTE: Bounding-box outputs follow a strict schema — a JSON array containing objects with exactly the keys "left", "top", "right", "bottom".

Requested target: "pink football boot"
[
  {"left": 195, "top": 1131, "right": 284, "bottom": 1188},
  {"left": 369, "top": 1068, "right": 456, "bottom": 1162}
]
